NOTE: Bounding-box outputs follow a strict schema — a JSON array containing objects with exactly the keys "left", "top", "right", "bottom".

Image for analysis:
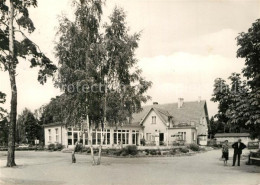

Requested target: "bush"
[
  {"left": 170, "top": 149, "right": 177, "bottom": 155},
  {"left": 48, "top": 144, "right": 55, "bottom": 151},
  {"left": 180, "top": 147, "right": 189, "bottom": 153},
  {"left": 55, "top": 143, "right": 64, "bottom": 151},
  {"left": 189, "top": 143, "right": 200, "bottom": 151},
  {"left": 120, "top": 145, "right": 138, "bottom": 156}
]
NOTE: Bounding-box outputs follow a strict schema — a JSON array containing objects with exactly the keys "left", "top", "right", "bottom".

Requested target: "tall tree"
[
  {"left": 235, "top": 19, "right": 260, "bottom": 138},
  {"left": 0, "top": 0, "right": 57, "bottom": 167},
  {"left": 55, "top": 1, "right": 151, "bottom": 165},
  {"left": 211, "top": 78, "right": 231, "bottom": 132},
  {"left": 17, "top": 108, "right": 41, "bottom": 144}
]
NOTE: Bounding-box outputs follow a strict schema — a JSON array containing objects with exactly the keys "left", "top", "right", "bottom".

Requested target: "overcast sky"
[{"left": 0, "top": 0, "right": 260, "bottom": 117}]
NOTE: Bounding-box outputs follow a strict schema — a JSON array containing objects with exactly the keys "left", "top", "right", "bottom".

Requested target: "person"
[
  {"left": 72, "top": 151, "right": 76, "bottom": 163},
  {"left": 232, "top": 139, "right": 246, "bottom": 166},
  {"left": 72, "top": 141, "right": 80, "bottom": 163},
  {"left": 222, "top": 140, "right": 229, "bottom": 166}
]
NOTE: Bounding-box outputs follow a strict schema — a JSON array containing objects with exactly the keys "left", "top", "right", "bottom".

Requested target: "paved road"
[{"left": 0, "top": 149, "right": 259, "bottom": 185}]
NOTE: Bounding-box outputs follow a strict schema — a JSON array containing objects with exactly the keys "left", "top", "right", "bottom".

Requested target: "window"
[
  {"left": 178, "top": 132, "right": 186, "bottom": 141},
  {"left": 73, "top": 132, "right": 78, "bottom": 145},
  {"left": 152, "top": 116, "right": 156, "bottom": 124},
  {"left": 192, "top": 132, "right": 196, "bottom": 141},
  {"left": 48, "top": 129, "right": 51, "bottom": 142},
  {"left": 146, "top": 133, "right": 151, "bottom": 141},
  {"left": 68, "top": 129, "right": 72, "bottom": 145},
  {"left": 55, "top": 128, "right": 59, "bottom": 142}
]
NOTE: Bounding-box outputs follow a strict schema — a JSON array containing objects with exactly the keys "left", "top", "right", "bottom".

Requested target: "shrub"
[
  {"left": 48, "top": 144, "right": 55, "bottom": 151},
  {"left": 150, "top": 150, "right": 157, "bottom": 155},
  {"left": 180, "top": 147, "right": 189, "bottom": 153},
  {"left": 189, "top": 143, "right": 200, "bottom": 151},
  {"left": 55, "top": 143, "right": 64, "bottom": 151},
  {"left": 125, "top": 145, "right": 138, "bottom": 155},
  {"left": 170, "top": 149, "right": 177, "bottom": 155}
]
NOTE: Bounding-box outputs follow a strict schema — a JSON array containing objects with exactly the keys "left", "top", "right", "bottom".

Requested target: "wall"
[
  {"left": 215, "top": 137, "right": 258, "bottom": 146},
  {"left": 168, "top": 128, "right": 196, "bottom": 145},
  {"left": 142, "top": 109, "right": 168, "bottom": 144},
  {"left": 44, "top": 126, "right": 66, "bottom": 146}
]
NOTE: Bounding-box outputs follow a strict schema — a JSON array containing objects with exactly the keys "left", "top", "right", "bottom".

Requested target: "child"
[{"left": 222, "top": 140, "right": 229, "bottom": 166}]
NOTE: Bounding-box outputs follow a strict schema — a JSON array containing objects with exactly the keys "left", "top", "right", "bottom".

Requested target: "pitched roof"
[
  {"left": 131, "top": 100, "right": 208, "bottom": 125},
  {"left": 215, "top": 133, "right": 250, "bottom": 138},
  {"left": 140, "top": 107, "right": 172, "bottom": 125}
]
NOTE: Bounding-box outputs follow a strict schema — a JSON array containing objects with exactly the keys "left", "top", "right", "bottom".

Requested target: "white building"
[{"left": 44, "top": 98, "right": 209, "bottom": 148}]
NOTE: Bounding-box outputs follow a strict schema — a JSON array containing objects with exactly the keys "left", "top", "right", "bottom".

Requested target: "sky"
[{"left": 0, "top": 0, "right": 260, "bottom": 118}]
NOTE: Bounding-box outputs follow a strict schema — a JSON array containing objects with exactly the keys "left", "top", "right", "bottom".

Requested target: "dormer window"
[{"left": 152, "top": 116, "right": 156, "bottom": 124}]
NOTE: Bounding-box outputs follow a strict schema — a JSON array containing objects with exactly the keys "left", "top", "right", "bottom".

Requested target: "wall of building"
[
  {"left": 168, "top": 128, "right": 196, "bottom": 145},
  {"left": 44, "top": 125, "right": 142, "bottom": 148},
  {"left": 44, "top": 126, "right": 67, "bottom": 146},
  {"left": 142, "top": 109, "right": 168, "bottom": 145}
]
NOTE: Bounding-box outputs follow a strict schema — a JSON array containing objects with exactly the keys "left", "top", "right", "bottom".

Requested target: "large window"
[
  {"left": 178, "top": 132, "right": 186, "bottom": 141},
  {"left": 113, "top": 130, "right": 130, "bottom": 145},
  {"left": 152, "top": 116, "right": 156, "bottom": 124},
  {"left": 68, "top": 128, "right": 72, "bottom": 145},
  {"left": 55, "top": 128, "right": 59, "bottom": 142},
  {"left": 73, "top": 132, "right": 78, "bottom": 145},
  {"left": 132, "top": 130, "right": 139, "bottom": 145}
]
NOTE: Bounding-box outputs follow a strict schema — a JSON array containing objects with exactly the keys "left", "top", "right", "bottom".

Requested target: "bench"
[{"left": 247, "top": 151, "right": 260, "bottom": 165}]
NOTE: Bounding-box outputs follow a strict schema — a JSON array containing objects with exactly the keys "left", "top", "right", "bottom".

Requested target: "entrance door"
[{"left": 159, "top": 133, "right": 164, "bottom": 145}]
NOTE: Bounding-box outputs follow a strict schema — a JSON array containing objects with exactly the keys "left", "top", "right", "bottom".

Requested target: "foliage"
[
  {"left": 122, "top": 145, "right": 138, "bottom": 155},
  {"left": 47, "top": 144, "right": 55, "bottom": 151},
  {"left": 0, "top": 92, "right": 7, "bottom": 120},
  {"left": 0, "top": 0, "right": 57, "bottom": 167},
  {"left": 180, "top": 147, "right": 189, "bottom": 153},
  {"left": 188, "top": 143, "right": 200, "bottom": 151},
  {"left": 55, "top": 143, "right": 64, "bottom": 151},
  {"left": 54, "top": 1, "right": 152, "bottom": 129},
  {"left": 16, "top": 108, "right": 42, "bottom": 144},
  {"left": 235, "top": 19, "right": 260, "bottom": 138},
  {"left": 0, "top": 118, "right": 8, "bottom": 146},
  {"left": 211, "top": 19, "right": 260, "bottom": 139}
]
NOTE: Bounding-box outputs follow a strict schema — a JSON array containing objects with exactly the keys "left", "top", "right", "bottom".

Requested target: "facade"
[
  {"left": 214, "top": 133, "right": 258, "bottom": 146},
  {"left": 44, "top": 98, "right": 209, "bottom": 148}
]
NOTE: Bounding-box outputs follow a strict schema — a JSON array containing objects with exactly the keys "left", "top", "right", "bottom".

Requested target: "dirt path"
[{"left": 0, "top": 149, "right": 259, "bottom": 185}]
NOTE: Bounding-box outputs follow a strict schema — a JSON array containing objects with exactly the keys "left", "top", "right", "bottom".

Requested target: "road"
[{"left": 0, "top": 149, "right": 259, "bottom": 185}]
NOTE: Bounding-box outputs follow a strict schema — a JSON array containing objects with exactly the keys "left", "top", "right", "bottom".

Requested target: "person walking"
[
  {"left": 222, "top": 140, "right": 229, "bottom": 166},
  {"left": 232, "top": 139, "right": 246, "bottom": 166}
]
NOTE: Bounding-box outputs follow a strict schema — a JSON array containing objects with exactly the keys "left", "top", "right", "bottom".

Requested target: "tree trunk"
[
  {"left": 7, "top": 0, "right": 17, "bottom": 167},
  {"left": 87, "top": 118, "right": 96, "bottom": 165}
]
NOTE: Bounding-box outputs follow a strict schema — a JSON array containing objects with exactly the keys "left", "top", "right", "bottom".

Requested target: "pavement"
[{"left": 0, "top": 149, "right": 259, "bottom": 185}]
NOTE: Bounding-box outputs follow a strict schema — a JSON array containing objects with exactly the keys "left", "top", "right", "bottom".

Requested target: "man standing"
[{"left": 232, "top": 139, "right": 246, "bottom": 166}]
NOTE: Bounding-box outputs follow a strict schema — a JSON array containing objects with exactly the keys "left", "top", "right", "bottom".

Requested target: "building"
[
  {"left": 214, "top": 133, "right": 257, "bottom": 146},
  {"left": 44, "top": 98, "right": 209, "bottom": 148}
]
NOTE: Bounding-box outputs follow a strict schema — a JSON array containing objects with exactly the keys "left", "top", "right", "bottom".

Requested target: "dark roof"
[
  {"left": 131, "top": 100, "right": 208, "bottom": 125},
  {"left": 215, "top": 133, "right": 250, "bottom": 138}
]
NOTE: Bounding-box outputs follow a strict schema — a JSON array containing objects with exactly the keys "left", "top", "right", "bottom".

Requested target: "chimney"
[
  {"left": 153, "top": 102, "right": 159, "bottom": 105},
  {"left": 198, "top": 96, "right": 201, "bottom": 103},
  {"left": 178, "top": 98, "right": 184, "bottom": 108}
]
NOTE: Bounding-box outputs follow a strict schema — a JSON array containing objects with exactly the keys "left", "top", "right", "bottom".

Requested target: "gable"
[{"left": 141, "top": 109, "right": 168, "bottom": 129}]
